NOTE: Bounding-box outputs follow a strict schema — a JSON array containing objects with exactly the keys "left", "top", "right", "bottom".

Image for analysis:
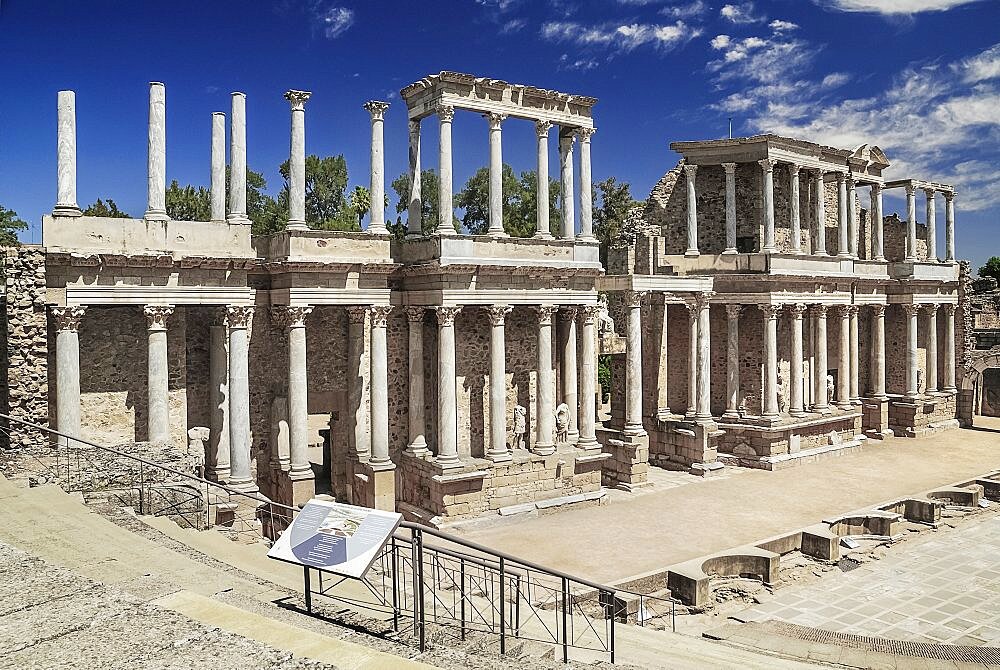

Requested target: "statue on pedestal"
[
  {"left": 826, "top": 375, "right": 836, "bottom": 405},
  {"left": 512, "top": 405, "right": 527, "bottom": 450},
  {"left": 555, "top": 403, "right": 570, "bottom": 444},
  {"left": 186, "top": 426, "right": 210, "bottom": 477},
  {"left": 776, "top": 370, "right": 787, "bottom": 414},
  {"left": 917, "top": 369, "right": 924, "bottom": 395}
]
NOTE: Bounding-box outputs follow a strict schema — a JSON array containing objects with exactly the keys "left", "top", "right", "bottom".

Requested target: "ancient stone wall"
[{"left": 882, "top": 214, "right": 929, "bottom": 262}]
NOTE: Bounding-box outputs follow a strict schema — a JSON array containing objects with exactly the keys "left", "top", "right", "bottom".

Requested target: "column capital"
[
  {"left": 271, "top": 305, "right": 313, "bottom": 329},
  {"left": 942, "top": 303, "right": 957, "bottom": 316},
  {"left": 558, "top": 132, "right": 576, "bottom": 150},
  {"left": 144, "top": 304, "right": 175, "bottom": 331},
  {"left": 535, "top": 119, "right": 552, "bottom": 138},
  {"left": 363, "top": 100, "right": 390, "bottom": 120},
  {"left": 435, "top": 104, "right": 455, "bottom": 122},
  {"left": 51, "top": 306, "right": 87, "bottom": 332},
  {"left": 921, "top": 302, "right": 939, "bottom": 316},
  {"left": 871, "top": 182, "right": 883, "bottom": 194},
  {"left": 408, "top": 118, "right": 420, "bottom": 134},
  {"left": 226, "top": 305, "right": 254, "bottom": 329},
  {"left": 624, "top": 290, "right": 648, "bottom": 308},
  {"left": 904, "top": 182, "right": 916, "bottom": 196},
  {"left": 870, "top": 304, "right": 886, "bottom": 318},
  {"left": 923, "top": 187, "right": 936, "bottom": 199},
  {"left": 485, "top": 112, "right": 507, "bottom": 130},
  {"left": 943, "top": 190, "right": 955, "bottom": 202},
  {"left": 404, "top": 306, "right": 426, "bottom": 323},
  {"left": 811, "top": 304, "right": 829, "bottom": 318},
  {"left": 787, "top": 302, "right": 808, "bottom": 318},
  {"left": 485, "top": 304, "right": 512, "bottom": 326},
  {"left": 369, "top": 305, "right": 393, "bottom": 328},
  {"left": 532, "top": 304, "right": 559, "bottom": 325},
  {"left": 846, "top": 304, "right": 861, "bottom": 317},
  {"left": 758, "top": 158, "right": 777, "bottom": 173},
  {"left": 835, "top": 171, "right": 847, "bottom": 185},
  {"left": 574, "top": 126, "right": 595, "bottom": 142},
  {"left": 846, "top": 173, "right": 856, "bottom": 187},
  {"left": 684, "top": 299, "right": 698, "bottom": 321},
  {"left": 578, "top": 304, "right": 600, "bottom": 324},
  {"left": 693, "top": 291, "right": 714, "bottom": 310},
  {"left": 788, "top": 162, "right": 801, "bottom": 175},
  {"left": 758, "top": 303, "right": 781, "bottom": 319},
  {"left": 560, "top": 305, "right": 579, "bottom": 320},
  {"left": 435, "top": 305, "right": 462, "bottom": 326},
  {"left": 832, "top": 304, "right": 852, "bottom": 319},
  {"left": 683, "top": 163, "right": 698, "bottom": 179},
  {"left": 284, "top": 89, "right": 312, "bottom": 111},
  {"left": 725, "top": 303, "right": 742, "bottom": 319},
  {"left": 901, "top": 303, "right": 922, "bottom": 317},
  {"left": 346, "top": 305, "right": 370, "bottom": 325},
  {"left": 722, "top": 162, "right": 737, "bottom": 175}
]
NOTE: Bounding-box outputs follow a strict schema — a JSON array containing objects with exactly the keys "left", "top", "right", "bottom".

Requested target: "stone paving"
[{"left": 735, "top": 513, "right": 1000, "bottom": 646}]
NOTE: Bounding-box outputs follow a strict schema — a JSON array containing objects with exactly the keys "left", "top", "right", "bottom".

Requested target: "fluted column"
[
  {"left": 837, "top": 173, "right": 849, "bottom": 257},
  {"left": 228, "top": 92, "right": 249, "bottom": 224},
  {"left": 848, "top": 176, "right": 859, "bottom": 258},
  {"left": 813, "top": 169, "right": 827, "bottom": 255},
  {"left": 275, "top": 306, "right": 313, "bottom": 476},
  {"left": 578, "top": 306, "right": 600, "bottom": 452},
  {"left": 944, "top": 192, "right": 956, "bottom": 262},
  {"left": 404, "top": 308, "right": 429, "bottom": 457},
  {"left": 534, "top": 306, "right": 558, "bottom": 453},
  {"left": 789, "top": 163, "right": 802, "bottom": 254},
  {"left": 760, "top": 159, "right": 776, "bottom": 252},
  {"left": 848, "top": 305, "right": 860, "bottom": 404},
  {"left": 486, "top": 113, "right": 507, "bottom": 237},
  {"left": 657, "top": 295, "right": 672, "bottom": 414},
  {"left": 364, "top": 101, "right": 390, "bottom": 235},
  {"left": 407, "top": 120, "right": 422, "bottom": 237},
  {"left": 789, "top": 303, "right": 806, "bottom": 417},
  {"left": 346, "top": 307, "right": 370, "bottom": 461},
  {"left": 723, "top": 304, "right": 741, "bottom": 419},
  {"left": 722, "top": 163, "right": 737, "bottom": 254},
  {"left": 54, "top": 91, "right": 82, "bottom": 217},
  {"left": 812, "top": 305, "right": 830, "bottom": 411},
  {"left": 684, "top": 164, "right": 699, "bottom": 256},
  {"left": 486, "top": 305, "right": 513, "bottom": 462},
  {"left": 207, "top": 322, "right": 230, "bottom": 481},
  {"left": 210, "top": 112, "right": 226, "bottom": 222},
  {"left": 905, "top": 183, "right": 917, "bottom": 262},
  {"left": 835, "top": 306, "right": 851, "bottom": 409},
  {"left": 561, "top": 307, "right": 579, "bottom": 443},
  {"left": 686, "top": 301, "right": 698, "bottom": 417},
  {"left": 559, "top": 130, "right": 575, "bottom": 239},
  {"left": 924, "top": 304, "right": 939, "bottom": 394},
  {"left": 226, "top": 306, "right": 256, "bottom": 492},
  {"left": 145, "top": 83, "right": 168, "bottom": 221},
  {"left": 436, "top": 306, "right": 462, "bottom": 467},
  {"left": 943, "top": 304, "right": 957, "bottom": 392},
  {"left": 761, "top": 304, "right": 780, "bottom": 419},
  {"left": 871, "top": 305, "right": 887, "bottom": 399},
  {"left": 369, "top": 306, "right": 393, "bottom": 470},
  {"left": 624, "top": 292, "right": 648, "bottom": 434},
  {"left": 436, "top": 105, "right": 455, "bottom": 235},
  {"left": 577, "top": 128, "right": 595, "bottom": 240},
  {"left": 903, "top": 304, "right": 921, "bottom": 399},
  {"left": 695, "top": 292, "right": 713, "bottom": 421},
  {"left": 924, "top": 189, "right": 937, "bottom": 261},
  {"left": 871, "top": 184, "right": 885, "bottom": 261},
  {"left": 52, "top": 307, "right": 86, "bottom": 442},
  {"left": 535, "top": 121, "right": 552, "bottom": 238},
  {"left": 144, "top": 305, "right": 173, "bottom": 444}
]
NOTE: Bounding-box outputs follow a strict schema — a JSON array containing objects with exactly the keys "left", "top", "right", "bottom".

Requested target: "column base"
[
  {"left": 368, "top": 224, "right": 390, "bottom": 235},
  {"left": 404, "top": 439, "right": 431, "bottom": 459},
  {"left": 721, "top": 410, "right": 740, "bottom": 420},
  {"left": 533, "top": 232, "right": 554, "bottom": 240},
  {"left": 684, "top": 249, "right": 700, "bottom": 258},
  {"left": 52, "top": 205, "right": 82, "bottom": 217},
  {"left": 488, "top": 229, "right": 508, "bottom": 238},
  {"left": 836, "top": 402, "right": 853, "bottom": 410},
  {"left": 576, "top": 436, "right": 601, "bottom": 454},
  {"left": 226, "top": 214, "right": 251, "bottom": 225},
  {"left": 722, "top": 248, "right": 738, "bottom": 255},
  {"left": 435, "top": 227, "right": 458, "bottom": 236},
  {"left": 286, "top": 221, "right": 309, "bottom": 231},
  {"left": 486, "top": 450, "right": 513, "bottom": 463},
  {"left": 144, "top": 210, "right": 170, "bottom": 221},
  {"left": 532, "top": 442, "right": 556, "bottom": 456},
  {"left": 369, "top": 458, "right": 396, "bottom": 472},
  {"left": 762, "top": 246, "right": 778, "bottom": 253},
  {"left": 205, "top": 466, "right": 231, "bottom": 483},
  {"left": 436, "top": 454, "right": 464, "bottom": 469},
  {"left": 227, "top": 477, "right": 259, "bottom": 495},
  {"left": 789, "top": 410, "right": 807, "bottom": 418},
  {"left": 577, "top": 234, "right": 596, "bottom": 242}
]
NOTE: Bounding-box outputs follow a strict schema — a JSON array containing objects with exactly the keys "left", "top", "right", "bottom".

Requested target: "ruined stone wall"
[
  {"left": 885, "top": 304, "right": 928, "bottom": 396},
  {"left": 883, "top": 214, "right": 929, "bottom": 262},
  {"left": 2, "top": 247, "right": 48, "bottom": 447}
]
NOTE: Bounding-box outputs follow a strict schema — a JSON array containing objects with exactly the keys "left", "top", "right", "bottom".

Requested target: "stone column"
[
  {"left": 924, "top": 303, "right": 939, "bottom": 394},
  {"left": 943, "top": 304, "right": 957, "bottom": 392},
  {"left": 789, "top": 163, "right": 802, "bottom": 254},
  {"left": 226, "top": 306, "right": 256, "bottom": 492},
  {"left": 789, "top": 303, "right": 806, "bottom": 417},
  {"left": 404, "top": 308, "right": 429, "bottom": 457},
  {"left": 535, "top": 121, "right": 552, "bottom": 238},
  {"left": 282, "top": 90, "right": 312, "bottom": 230},
  {"left": 723, "top": 304, "right": 741, "bottom": 419},
  {"left": 559, "top": 129, "right": 575, "bottom": 239},
  {"left": 561, "top": 307, "right": 579, "bottom": 443},
  {"left": 944, "top": 192, "right": 956, "bottom": 262},
  {"left": 813, "top": 170, "right": 827, "bottom": 255},
  {"left": 436, "top": 306, "right": 463, "bottom": 467},
  {"left": 576, "top": 128, "right": 595, "bottom": 240},
  {"left": 905, "top": 183, "right": 917, "bottom": 262},
  {"left": 903, "top": 304, "right": 921, "bottom": 399},
  {"left": 486, "top": 305, "right": 513, "bottom": 462},
  {"left": 210, "top": 112, "right": 226, "bottom": 222},
  {"left": 657, "top": 295, "right": 672, "bottom": 414},
  {"left": 623, "top": 292, "right": 648, "bottom": 434},
  {"left": 407, "top": 120, "right": 422, "bottom": 237},
  {"left": 207, "top": 323, "right": 230, "bottom": 481},
  {"left": 228, "top": 92, "right": 249, "bottom": 224},
  {"left": 686, "top": 300, "right": 698, "bottom": 417},
  {"left": 722, "top": 163, "right": 737, "bottom": 254},
  {"left": 848, "top": 176, "right": 859, "bottom": 258},
  {"left": 52, "top": 307, "right": 86, "bottom": 441},
  {"left": 534, "top": 305, "right": 559, "bottom": 453},
  {"left": 365, "top": 101, "right": 390, "bottom": 235},
  {"left": 871, "top": 305, "right": 887, "bottom": 399},
  {"left": 812, "top": 305, "right": 830, "bottom": 411},
  {"left": 144, "top": 305, "right": 173, "bottom": 444},
  {"left": 368, "top": 306, "right": 393, "bottom": 470},
  {"left": 760, "top": 159, "right": 777, "bottom": 253},
  {"left": 871, "top": 184, "right": 885, "bottom": 261},
  {"left": 848, "top": 305, "right": 860, "bottom": 404},
  {"left": 436, "top": 104, "right": 455, "bottom": 235},
  {"left": 761, "top": 304, "right": 780, "bottom": 419},
  {"left": 346, "top": 307, "right": 370, "bottom": 461},
  {"left": 486, "top": 113, "right": 507, "bottom": 237},
  {"left": 578, "top": 306, "right": 600, "bottom": 452},
  {"left": 54, "top": 91, "right": 82, "bottom": 217},
  {"left": 695, "top": 292, "right": 713, "bottom": 422},
  {"left": 837, "top": 173, "right": 849, "bottom": 257},
  {"left": 684, "top": 164, "right": 699, "bottom": 256},
  {"left": 835, "top": 306, "right": 851, "bottom": 409},
  {"left": 278, "top": 306, "right": 314, "bottom": 477},
  {"left": 145, "top": 83, "right": 168, "bottom": 221},
  {"left": 925, "top": 188, "right": 937, "bottom": 261}
]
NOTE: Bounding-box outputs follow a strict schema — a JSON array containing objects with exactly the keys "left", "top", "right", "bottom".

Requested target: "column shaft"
[
  {"left": 407, "top": 120, "right": 422, "bottom": 236},
  {"left": 790, "top": 165, "right": 802, "bottom": 253},
  {"left": 365, "top": 101, "right": 389, "bottom": 234},
  {"left": 226, "top": 306, "right": 255, "bottom": 492},
  {"left": 436, "top": 307, "right": 462, "bottom": 466},
  {"left": 210, "top": 112, "right": 226, "bottom": 222},
  {"left": 687, "top": 303, "right": 698, "bottom": 416},
  {"left": 561, "top": 308, "right": 579, "bottom": 441},
  {"left": 534, "top": 306, "right": 558, "bottom": 452},
  {"left": 944, "top": 305, "right": 957, "bottom": 391},
  {"left": 848, "top": 177, "right": 858, "bottom": 258},
  {"left": 577, "top": 129, "right": 595, "bottom": 240},
  {"left": 872, "top": 305, "right": 887, "bottom": 398},
  {"left": 760, "top": 159, "right": 776, "bottom": 252},
  {"left": 849, "top": 306, "right": 860, "bottom": 403},
  {"left": 52, "top": 307, "right": 86, "bottom": 441},
  {"left": 813, "top": 306, "right": 829, "bottom": 410},
  {"left": 790, "top": 304, "right": 805, "bottom": 416},
  {"left": 836, "top": 306, "right": 851, "bottom": 408},
  {"left": 286, "top": 91, "right": 311, "bottom": 230},
  {"left": 535, "top": 121, "right": 552, "bottom": 238},
  {"left": 945, "top": 193, "right": 956, "bottom": 262},
  {"left": 684, "top": 164, "right": 699, "bottom": 256},
  {"left": 578, "top": 307, "right": 600, "bottom": 451},
  {"left": 925, "top": 189, "right": 937, "bottom": 261},
  {"left": 905, "top": 184, "right": 917, "bottom": 262},
  {"left": 559, "top": 130, "right": 575, "bottom": 239},
  {"left": 346, "top": 308, "right": 370, "bottom": 460},
  {"left": 280, "top": 307, "right": 313, "bottom": 475},
  {"left": 696, "top": 294, "right": 712, "bottom": 421},
  {"left": 657, "top": 297, "right": 671, "bottom": 414},
  {"left": 55, "top": 91, "right": 82, "bottom": 216},
  {"left": 925, "top": 305, "right": 939, "bottom": 394},
  {"left": 904, "top": 304, "right": 920, "bottom": 399},
  {"left": 369, "top": 306, "right": 392, "bottom": 469},
  {"left": 723, "top": 305, "right": 741, "bottom": 418},
  {"left": 762, "top": 305, "right": 779, "bottom": 418},
  {"left": 437, "top": 105, "right": 455, "bottom": 235},
  {"left": 624, "top": 293, "right": 646, "bottom": 434},
  {"left": 722, "top": 163, "right": 737, "bottom": 254},
  {"left": 814, "top": 171, "right": 827, "bottom": 255},
  {"left": 228, "top": 92, "right": 248, "bottom": 223},
  {"left": 208, "top": 324, "right": 230, "bottom": 481},
  {"left": 872, "top": 185, "right": 885, "bottom": 261},
  {"left": 837, "top": 173, "right": 849, "bottom": 257},
  {"left": 405, "top": 309, "right": 429, "bottom": 456},
  {"left": 487, "top": 306, "right": 512, "bottom": 461},
  {"left": 145, "top": 305, "right": 173, "bottom": 444},
  {"left": 145, "top": 83, "right": 168, "bottom": 221},
  {"left": 486, "top": 113, "right": 506, "bottom": 236}
]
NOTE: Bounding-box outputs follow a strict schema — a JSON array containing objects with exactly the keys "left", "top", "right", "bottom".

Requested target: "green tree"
[
  {"left": 0, "top": 205, "right": 28, "bottom": 246},
  {"left": 277, "top": 154, "right": 350, "bottom": 227},
  {"left": 349, "top": 185, "right": 371, "bottom": 227},
  {"left": 506, "top": 169, "right": 561, "bottom": 238},
  {"left": 225, "top": 166, "right": 284, "bottom": 235},
  {"left": 979, "top": 257, "right": 1000, "bottom": 283},
  {"left": 593, "top": 177, "right": 638, "bottom": 263},
  {"left": 456, "top": 164, "right": 522, "bottom": 235},
  {"left": 165, "top": 180, "right": 211, "bottom": 221},
  {"left": 82, "top": 198, "right": 130, "bottom": 218},
  {"left": 391, "top": 169, "right": 459, "bottom": 235}
]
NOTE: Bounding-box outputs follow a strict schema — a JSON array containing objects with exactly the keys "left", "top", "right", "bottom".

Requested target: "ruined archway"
[{"left": 959, "top": 349, "right": 1000, "bottom": 426}]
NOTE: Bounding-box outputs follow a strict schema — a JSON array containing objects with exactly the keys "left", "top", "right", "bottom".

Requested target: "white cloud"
[
  {"left": 720, "top": 2, "right": 764, "bottom": 24},
  {"left": 822, "top": 0, "right": 986, "bottom": 14},
  {"left": 500, "top": 18, "right": 527, "bottom": 33},
  {"left": 710, "top": 34, "right": 732, "bottom": 49},
  {"left": 540, "top": 20, "right": 701, "bottom": 52},
  {"left": 315, "top": 6, "right": 354, "bottom": 39},
  {"left": 768, "top": 19, "right": 799, "bottom": 32},
  {"left": 558, "top": 53, "right": 600, "bottom": 71},
  {"left": 955, "top": 43, "right": 1000, "bottom": 83},
  {"left": 821, "top": 72, "right": 852, "bottom": 88},
  {"left": 660, "top": 0, "right": 710, "bottom": 18}
]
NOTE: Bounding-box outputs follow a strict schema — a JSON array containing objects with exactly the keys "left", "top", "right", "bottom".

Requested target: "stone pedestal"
[
  {"left": 601, "top": 432, "right": 649, "bottom": 491},
  {"left": 862, "top": 397, "right": 891, "bottom": 439}
]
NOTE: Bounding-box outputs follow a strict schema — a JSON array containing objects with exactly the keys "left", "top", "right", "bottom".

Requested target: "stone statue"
[
  {"left": 187, "top": 426, "right": 210, "bottom": 477},
  {"left": 776, "top": 370, "right": 787, "bottom": 414},
  {"left": 512, "top": 405, "right": 527, "bottom": 450},
  {"left": 555, "top": 403, "right": 570, "bottom": 444},
  {"left": 597, "top": 294, "right": 615, "bottom": 336},
  {"left": 917, "top": 369, "right": 924, "bottom": 394},
  {"left": 826, "top": 375, "right": 836, "bottom": 404}
]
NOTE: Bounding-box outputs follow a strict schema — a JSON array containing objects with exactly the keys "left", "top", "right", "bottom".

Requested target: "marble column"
[
  {"left": 684, "top": 164, "right": 699, "bottom": 256},
  {"left": 346, "top": 307, "right": 370, "bottom": 461},
  {"left": 54, "top": 91, "right": 82, "bottom": 217},
  {"left": 812, "top": 305, "right": 830, "bottom": 411},
  {"left": 436, "top": 306, "right": 463, "bottom": 467},
  {"left": 760, "top": 159, "right": 777, "bottom": 253},
  {"left": 210, "top": 112, "right": 226, "bottom": 222},
  {"left": 535, "top": 121, "right": 552, "bottom": 238},
  {"left": 365, "top": 101, "right": 390, "bottom": 235},
  {"left": 283, "top": 90, "right": 311, "bottom": 230},
  {"left": 943, "top": 304, "right": 957, "bottom": 392},
  {"left": 623, "top": 292, "right": 648, "bottom": 434},
  {"left": 723, "top": 304, "right": 741, "bottom": 419},
  {"left": 436, "top": 105, "right": 455, "bottom": 235},
  {"left": 145, "top": 83, "right": 168, "bottom": 221},
  {"left": 657, "top": 296, "right": 672, "bottom": 415},
  {"left": 278, "top": 306, "right": 313, "bottom": 476},
  {"left": 407, "top": 120, "right": 422, "bottom": 237},
  {"left": 944, "top": 192, "right": 956, "bottom": 262},
  {"left": 924, "top": 303, "right": 939, "bottom": 394},
  {"left": 722, "top": 163, "right": 738, "bottom": 254},
  {"left": 534, "top": 305, "right": 558, "bottom": 453},
  {"left": 559, "top": 129, "right": 575, "bottom": 239},
  {"left": 686, "top": 300, "right": 698, "bottom": 417},
  {"left": 813, "top": 170, "right": 827, "bottom": 256},
  {"left": 576, "top": 128, "right": 595, "bottom": 240},
  {"left": 369, "top": 306, "right": 393, "bottom": 470},
  {"left": 848, "top": 176, "right": 859, "bottom": 258},
  {"left": 695, "top": 292, "right": 713, "bottom": 421},
  {"left": 228, "top": 92, "right": 249, "bottom": 224},
  {"left": 761, "top": 304, "right": 780, "bottom": 419},
  {"left": 404, "top": 308, "right": 429, "bottom": 457},
  {"left": 789, "top": 303, "right": 806, "bottom": 417},
  {"left": 144, "top": 305, "right": 173, "bottom": 444},
  {"left": 578, "top": 306, "right": 600, "bottom": 452},
  {"left": 871, "top": 184, "right": 885, "bottom": 261},
  {"left": 924, "top": 189, "right": 937, "bottom": 261},
  {"left": 871, "top": 305, "right": 887, "bottom": 399},
  {"left": 207, "top": 323, "right": 230, "bottom": 481},
  {"left": 837, "top": 173, "right": 849, "bottom": 257},
  {"left": 789, "top": 163, "right": 802, "bottom": 254},
  {"left": 835, "top": 306, "right": 851, "bottom": 409},
  {"left": 905, "top": 183, "right": 917, "bottom": 262},
  {"left": 486, "top": 305, "right": 513, "bottom": 462},
  {"left": 561, "top": 307, "right": 579, "bottom": 443},
  {"left": 226, "top": 306, "right": 256, "bottom": 492},
  {"left": 486, "top": 113, "right": 507, "bottom": 237},
  {"left": 848, "top": 305, "right": 860, "bottom": 404},
  {"left": 52, "top": 307, "right": 86, "bottom": 442},
  {"left": 903, "top": 304, "right": 921, "bottom": 399}
]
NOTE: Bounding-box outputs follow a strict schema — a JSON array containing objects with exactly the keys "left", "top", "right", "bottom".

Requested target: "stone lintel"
[{"left": 430, "top": 469, "right": 490, "bottom": 484}]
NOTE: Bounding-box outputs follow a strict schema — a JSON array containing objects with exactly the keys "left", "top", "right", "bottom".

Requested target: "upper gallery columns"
[
  {"left": 684, "top": 164, "right": 699, "bottom": 257},
  {"left": 437, "top": 104, "right": 456, "bottom": 235},
  {"left": 145, "top": 83, "right": 168, "bottom": 221},
  {"left": 285, "top": 90, "right": 312, "bottom": 231},
  {"left": 759, "top": 159, "right": 777, "bottom": 253},
  {"left": 884, "top": 179, "right": 957, "bottom": 263},
  {"left": 364, "top": 100, "right": 390, "bottom": 235},
  {"left": 54, "top": 91, "right": 82, "bottom": 217},
  {"left": 486, "top": 113, "right": 507, "bottom": 237},
  {"left": 721, "top": 163, "right": 738, "bottom": 254},
  {"left": 535, "top": 121, "right": 552, "bottom": 238}
]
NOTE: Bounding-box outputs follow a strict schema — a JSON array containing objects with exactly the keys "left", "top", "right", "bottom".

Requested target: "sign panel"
[{"left": 267, "top": 498, "right": 402, "bottom": 579}]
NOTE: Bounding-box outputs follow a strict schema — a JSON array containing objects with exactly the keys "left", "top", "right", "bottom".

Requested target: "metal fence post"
[
  {"left": 460, "top": 557, "right": 466, "bottom": 641},
  {"left": 499, "top": 555, "right": 506, "bottom": 655},
  {"left": 391, "top": 536, "right": 399, "bottom": 633},
  {"left": 139, "top": 460, "right": 145, "bottom": 515},
  {"left": 304, "top": 566, "right": 312, "bottom": 613},
  {"left": 561, "top": 576, "right": 569, "bottom": 663},
  {"left": 608, "top": 589, "right": 615, "bottom": 664}
]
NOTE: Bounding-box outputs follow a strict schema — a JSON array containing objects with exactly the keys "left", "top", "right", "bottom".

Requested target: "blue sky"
[{"left": 1, "top": 0, "right": 998, "bottom": 269}]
